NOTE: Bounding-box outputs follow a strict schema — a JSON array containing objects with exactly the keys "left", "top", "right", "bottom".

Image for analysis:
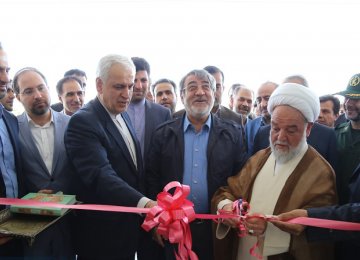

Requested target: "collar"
[
  {"left": 26, "top": 110, "right": 54, "bottom": 127},
  {"left": 183, "top": 114, "right": 212, "bottom": 133}
]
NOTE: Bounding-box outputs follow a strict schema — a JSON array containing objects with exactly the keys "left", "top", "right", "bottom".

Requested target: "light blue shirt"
[
  {"left": 128, "top": 99, "right": 146, "bottom": 159},
  {"left": 0, "top": 108, "right": 18, "bottom": 198},
  {"left": 182, "top": 115, "right": 211, "bottom": 214}
]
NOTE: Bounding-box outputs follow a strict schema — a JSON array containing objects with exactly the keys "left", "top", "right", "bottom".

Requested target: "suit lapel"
[
  {"left": 18, "top": 113, "right": 50, "bottom": 176},
  {"left": 122, "top": 112, "right": 143, "bottom": 174},
  {"left": 93, "top": 99, "right": 138, "bottom": 173},
  {"left": 51, "top": 111, "right": 64, "bottom": 175}
]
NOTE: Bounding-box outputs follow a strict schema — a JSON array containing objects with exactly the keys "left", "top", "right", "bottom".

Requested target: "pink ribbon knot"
[{"left": 142, "top": 181, "right": 198, "bottom": 260}]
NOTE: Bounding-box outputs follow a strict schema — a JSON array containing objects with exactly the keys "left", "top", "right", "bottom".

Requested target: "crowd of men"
[{"left": 0, "top": 41, "right": 359, "bottom": 260}]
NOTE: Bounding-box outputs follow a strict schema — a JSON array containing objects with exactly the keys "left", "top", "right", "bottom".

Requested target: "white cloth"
[
  {"left": 236, "top": 143, "right": 308, "bottom": 260},
  {"left": 113, "top": 114, "right": 137, "bottom": 169},
  {"left": 27, "top": 113, "right": 55, "bottom": 174},
  {"left": 267, "top": 83, "right": 320, "bottom": 122}
]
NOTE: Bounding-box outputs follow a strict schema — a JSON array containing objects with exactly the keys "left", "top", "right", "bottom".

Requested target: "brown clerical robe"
[{"left": 212, "top": 146, "right": 337, "bottom": 260}]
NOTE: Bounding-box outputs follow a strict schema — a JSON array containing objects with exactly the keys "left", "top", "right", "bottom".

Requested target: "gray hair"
[
  {"left": 179, "top": 69, "right": 216, "bottom": 93},
  {"left": 283, "top": 74, "right": 309, "bottom": 88},
  {"left": 96, "top": 54, "right": 135, "bottom": 82}
]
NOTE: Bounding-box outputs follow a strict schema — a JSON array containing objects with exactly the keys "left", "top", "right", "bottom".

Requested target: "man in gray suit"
[{"left": 13, "top": 67, "right": 75, "bottom": 259}]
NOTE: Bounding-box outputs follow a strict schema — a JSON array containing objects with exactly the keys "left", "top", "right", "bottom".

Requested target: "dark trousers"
[
  {"left": 165, "top": 220, "right": 214, "bottom": 260},
  {"left": 137, "top": 229, "right": 165, "bottom": 260}
]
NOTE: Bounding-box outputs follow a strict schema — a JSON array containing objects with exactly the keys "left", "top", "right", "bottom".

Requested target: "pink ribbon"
[
  {"left": 2, "top": 188, "right": 360, "bottom": 259},
  {"left": 141, "top": 181, "right": 198, "bottom": 260}
]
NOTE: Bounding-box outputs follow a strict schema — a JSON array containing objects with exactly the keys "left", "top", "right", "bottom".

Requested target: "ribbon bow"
[{"left": 142, "top": 181, "right": 198, "bottom": 260}]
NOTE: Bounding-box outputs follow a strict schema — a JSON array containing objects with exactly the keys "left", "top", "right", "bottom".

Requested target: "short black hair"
[
  {"left": 64, "top": 69, "right": 87, "bottom": 79},
  {"left": 203, "top": 65, "right": 224, "bottom": 83},
  {"left": 131, "top": 57, "right": 150, "bottom": 75},
  {"left": 319, "top": 94, "right": 340, "bottom": 115},
  {"left": 151, "top": 78, "right": 177, "bottom": 95},
  {"left": 56, "top": 76, "right": 83, "bottom": 95}
]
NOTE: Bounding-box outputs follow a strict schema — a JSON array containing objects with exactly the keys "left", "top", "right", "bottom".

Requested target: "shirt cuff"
[
  {"left": 137, "top": 197, "right": 151, "bottom": 208},
  {"left": 217, "top": 199, "right": 233, "bottom": 211}
]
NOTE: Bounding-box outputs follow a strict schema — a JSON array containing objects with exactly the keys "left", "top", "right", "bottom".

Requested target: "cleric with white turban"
[{"left": 268, "top": 83, "right": 320, "bottom": 122}]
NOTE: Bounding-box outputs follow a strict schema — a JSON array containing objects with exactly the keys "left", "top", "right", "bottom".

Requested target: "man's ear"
[
  {"left": 306, "top": 122, "right": 314, "bottom": 137},
  {"left": 180, "top": 90, "right": 185, "bottom": 105},
  {"left": 96, "top": 77, "right": 103, "bottom": 94}
]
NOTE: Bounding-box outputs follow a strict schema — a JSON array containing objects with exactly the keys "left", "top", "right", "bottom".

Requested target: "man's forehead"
[
  {"left": 0, "top": 50, "right": 9, "bottom": 67},
  {"left": 18, "top": 71, "right": 46, "bottom": 86},
  {"left": 185, "top": 75, "right": 209, "bottom": 85}
]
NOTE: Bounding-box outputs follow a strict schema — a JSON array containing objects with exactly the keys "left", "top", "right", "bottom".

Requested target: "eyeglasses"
[
  {"left": 20, "top": 85, "right": 48, "bottom": 96},
  {"left": 184, "top": 83, "right": 212, "bottom": 93}
]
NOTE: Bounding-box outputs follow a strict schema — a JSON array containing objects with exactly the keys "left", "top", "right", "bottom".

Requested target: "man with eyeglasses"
[
  {"left": 245, "top": 81, "right": 278, "bottom": 155},
  {"left": 56, "top": 76, "right": 84, "bottom": 116},
  {"left": 13, "top": 67, "right": 75, "bottom": 259},
  {"left": 0, "top": 43, "right": 24, "bottom": 257},
  {"left": 146, "top": 69, "right": 248, "bottom": 260}
]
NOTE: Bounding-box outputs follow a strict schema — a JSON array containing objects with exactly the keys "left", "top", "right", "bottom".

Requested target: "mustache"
[{"left": 273, "top": 140, "right": 289, "bottom": 146}]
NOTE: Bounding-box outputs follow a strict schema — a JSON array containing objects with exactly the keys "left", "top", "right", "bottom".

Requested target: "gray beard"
[{"left": 270, "top": 131, "right": 307, "bottom": 164}]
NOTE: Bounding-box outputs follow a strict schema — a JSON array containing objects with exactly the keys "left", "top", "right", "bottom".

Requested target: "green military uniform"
[
  {"left": 335, "top": 121, "right": 360, "bottom": 204},
  {"left": 334, "top": 73, "right": 360, "bottom": 204}
]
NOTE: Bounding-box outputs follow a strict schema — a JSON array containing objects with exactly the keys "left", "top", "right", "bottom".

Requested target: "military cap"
[{"left": 336, "top": 73, "right": 360, "bottom": 99}]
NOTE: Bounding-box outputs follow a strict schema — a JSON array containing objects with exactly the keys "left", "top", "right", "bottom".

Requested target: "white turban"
[{"left": 268, "top": 83, "right": 320, "bottom": 122}]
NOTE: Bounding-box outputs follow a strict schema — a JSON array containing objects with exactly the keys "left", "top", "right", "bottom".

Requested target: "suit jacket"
[
  {"left": 212, "top": 146, "right": 337, "bottom": 260},
  {"left": 252, "top": 122, "right": 338, "bottom": 171},
  {"left": 50, "top": 102, "right": 63, "bottom": 112},
  {"left": 143, "top": 100, "right": 171, "bottom": 161},
  {"left": 0, "top": 110, "right": 23, "bottom": 200},
  {"left": 64, "top": 97, "right": 145, "bottom": 258},
  {"left": 307, "top": 163, "right": 360, "bottom": 260},
  {"left": 0, "top": 110, "right": 24, "bottom": 257},
  {"left": 146, "top": 114, "right": 248, "bottom": 209},
  {"left": 17, "top": 110, "right": 74, "bottom": 194},
  {"left": 245, "top": 116, "right": 264, "bottom": 155}
]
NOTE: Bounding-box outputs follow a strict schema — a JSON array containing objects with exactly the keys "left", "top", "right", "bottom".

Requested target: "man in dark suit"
[
  {"left": 128, "top": 57, "right": 171, "bottom": 260},
  {"left": 64, "top": 54, "right": 155, "bottom": 260},
  {"left": 146, "top": 69, "right": 248, "bottom": 260},
  {"left": 274, "top": 162, "right": 360, "bottom": 260},
  {"left": 245, "top": 81, "right": 278, "bottom": 155},
  {"left": 0, "top": 42, "right": 24, "bottom": 257},
  {"left": 127, "top": 57, "right": 171, "bottom": 162}
]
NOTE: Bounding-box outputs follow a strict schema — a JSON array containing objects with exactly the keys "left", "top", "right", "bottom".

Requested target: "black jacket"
[{"left": 145, "top": 114, "right": 248, "bottom": 210}]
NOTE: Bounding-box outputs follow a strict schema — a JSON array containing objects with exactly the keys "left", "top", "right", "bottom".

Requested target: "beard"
[
  {"left": 184, "top": 98, "right": 214, "bottom": 120},
  {"left": 270, "top": 129, "right": 307, "bottom": 164},
  {"left": 31, "top": 101, "right": 50, "bottom": 116}
]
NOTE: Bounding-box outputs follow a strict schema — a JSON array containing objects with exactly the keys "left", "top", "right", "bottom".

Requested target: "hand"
[
  {"left": 145, "top": 200, "right": 157, "bottom": 209},
  {"left": 0, "top": 234, "right": 12, "bottom": 245},
  {"left": 152, "top": 228, "right": 165, "bottom": 247},
  {"left": 38, "top": 189, "right": 54, "bottom": 194},
  {"left": 221, "top": 203, "right": 240, "bottom": 228},
  {"left": 270, "top": 209, "right": 307, "bottom": 236},
  {"left": 245, "top": 214, "right": 267, "bottom": 236}
]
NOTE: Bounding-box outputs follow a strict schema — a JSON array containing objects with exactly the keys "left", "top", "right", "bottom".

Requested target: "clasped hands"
[
  {"left": 221, "top": 203, "right": 267, "bottom": 236},
  {"left": 221, "top": 204, "right": 307, "bottom": 236}
]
